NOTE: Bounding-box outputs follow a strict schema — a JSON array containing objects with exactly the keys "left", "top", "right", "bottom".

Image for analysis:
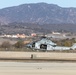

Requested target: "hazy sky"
[{"left": 0, "top": 0, "right": 76, "bottom": 9}]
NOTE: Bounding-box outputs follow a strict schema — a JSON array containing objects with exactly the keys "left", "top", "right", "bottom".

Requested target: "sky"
[{"left": 0, "top": 0, "right": 76, "bottom": 9}]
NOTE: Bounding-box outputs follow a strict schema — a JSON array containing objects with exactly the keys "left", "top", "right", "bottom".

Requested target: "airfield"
[
  {"left": 0, "top": 51, "right": 76, "bottom": 61},
  {"left": 0, "top": 52, "right": 76, "bottom": 75},
  {"left": 0, "top": 62, "right": 76, "bottom": 75}
]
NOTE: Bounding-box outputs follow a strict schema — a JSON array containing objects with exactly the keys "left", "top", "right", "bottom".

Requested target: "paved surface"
[
  {"left": 0, "top": 62, "right": 76, "bottom": 75},
  {"left": 1, "top": 52, "right": 76, "bottom": 61}
]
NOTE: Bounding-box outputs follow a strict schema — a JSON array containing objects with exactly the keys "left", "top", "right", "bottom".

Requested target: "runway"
[{"left": 0, "top": 62, "right": 76, "bottom": 75}]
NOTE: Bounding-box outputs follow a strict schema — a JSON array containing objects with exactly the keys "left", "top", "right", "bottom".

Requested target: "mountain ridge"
[{"left": 0, "top": 3, "right": 76, "bottom": 24}]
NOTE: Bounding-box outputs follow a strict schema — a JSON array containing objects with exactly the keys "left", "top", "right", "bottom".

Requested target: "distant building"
[
  {"left": 17, "top": 34, "right": 26, "bottom": 38},
  {"left": 31, "top": 33, "right": 37, "bottom": 37},
  {"left": 46, "top": 33, "right": 66, "bottom": 39},
  {"left": 52, "top": 31, "right": 61, "bottom": 34}
]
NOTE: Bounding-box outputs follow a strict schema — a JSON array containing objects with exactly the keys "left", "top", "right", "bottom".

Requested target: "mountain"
[
  {"left": 0, "top": 3, "right": 76, "bottom": 24},
  {"left": 1, "top": 3, "right": 76, "bottom": 34}
]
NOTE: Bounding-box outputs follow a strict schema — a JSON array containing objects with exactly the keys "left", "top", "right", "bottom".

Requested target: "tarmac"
[
  {"left": 0, "top": 52, "right": 76, "bottom": 75},
  {"left": 0, "top": 51, "right": 76, "bottom": 62},
  {"left": 0, "top": 62, "right": 76, "bottom": 75}
]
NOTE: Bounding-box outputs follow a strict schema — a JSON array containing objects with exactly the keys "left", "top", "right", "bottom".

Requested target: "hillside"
[
  {"left": 0, "top": 23, "right": 76, "bottom": 34},
  {"left": 0, "top": 3, "right": 76, "bottom": 24},
  {"left": 0, "top": 3, "right": 76, "bottom": 34}
]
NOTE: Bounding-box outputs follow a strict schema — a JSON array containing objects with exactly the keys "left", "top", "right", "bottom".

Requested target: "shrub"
[
  {"left": 14, "top": 40, "right": 24, "bottom": 48},
  {"left": 1, "top": 41, "right": 11, "bottom": 48}
]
